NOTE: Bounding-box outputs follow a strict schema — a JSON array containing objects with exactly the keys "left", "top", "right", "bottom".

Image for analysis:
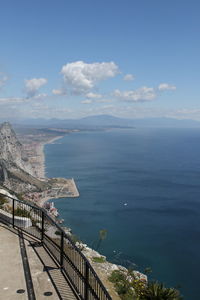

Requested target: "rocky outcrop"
[
  {"left": 75, "top": 242, "right": 147, "bottom": 280},
  {"left": 0, "top": 122, "right": 79, "bottom": 198},
  {"left": 75, "top": 242, "right": 147, "bottom": 300},
  {"left": 0, "top": 122, "right": 49, "bottom": 193},
  {"left": 0, "top": 122, "right": 33, "bottom": 175}
]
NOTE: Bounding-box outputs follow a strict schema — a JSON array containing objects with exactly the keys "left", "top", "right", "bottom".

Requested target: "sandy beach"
[
  {"left": 34, "top": 136, "right": 64, "bottom": 179},
  {"left": 25, "top": 134, "right": 79, "bottom": 208}
]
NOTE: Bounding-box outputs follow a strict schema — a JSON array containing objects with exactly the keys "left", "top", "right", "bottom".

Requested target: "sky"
[{"left": 0, "top": 0, "right": 200, "bottom": 120}]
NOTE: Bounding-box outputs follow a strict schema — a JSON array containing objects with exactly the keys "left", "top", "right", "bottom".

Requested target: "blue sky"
[{"left": 0, "top": 0, "right": 199, "bottom": 120}]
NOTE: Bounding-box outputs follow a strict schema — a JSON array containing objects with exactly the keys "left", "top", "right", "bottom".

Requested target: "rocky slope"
[
  {"left": 0, "top": 122, "right": 79, "bottom": 199},
  {"left": 0, "top": 122, "right": 33, "bottom": 175},
  {"left": 0, "top": 122, "right": 49, "bottom": 193}
]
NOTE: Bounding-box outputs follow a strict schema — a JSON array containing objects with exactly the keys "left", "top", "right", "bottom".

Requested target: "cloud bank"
[{"left": 114, "top": 86, "right": 156, "bottom": 102}]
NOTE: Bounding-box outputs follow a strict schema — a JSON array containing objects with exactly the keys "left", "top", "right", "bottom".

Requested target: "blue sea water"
[{"left": 45, "top": 128, "right": 200, "bottom": 300}]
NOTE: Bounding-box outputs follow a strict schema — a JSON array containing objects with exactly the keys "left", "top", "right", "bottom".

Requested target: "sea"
[{"left": 44, "top": 128, "right": 200, "bottom": 300}]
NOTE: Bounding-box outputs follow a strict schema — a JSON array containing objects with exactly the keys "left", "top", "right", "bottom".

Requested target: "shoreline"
[
  {"left": 22, "top": 130, "right": 147, "bottom": 299},
  {"left": 36, "top": 135, "right": 64, "bottom": 179},
  {"left": 30, "top": 134, "right": 80, "bottom": 208},
  {"left": 36, "top": 178, "right": 79, "bottom": 207}
]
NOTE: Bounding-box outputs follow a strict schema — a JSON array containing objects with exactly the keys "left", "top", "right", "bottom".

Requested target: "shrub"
[
  {"left": 108, "top": 270, "right": 136, "bottom": 299},
  {"left": 55, "top": 230, "right": 61, "bottom": 235},
  {"left": 109, "top": 270, "right": 127, "bottom": 283},
  {"left": 14, "top": 207, "right": 30, "bottom": 218},
  {"left": 0, "top": 195, "right": 8, "bottom": 209},
  {"left": 92, "top": 256, "right": 106, "bottom": 263},
  {"left": 108, "top": 270, "right": 182, "bottom": 300},
  {"left": 142, "top": 281, "right": 182, "bottom": 300}
]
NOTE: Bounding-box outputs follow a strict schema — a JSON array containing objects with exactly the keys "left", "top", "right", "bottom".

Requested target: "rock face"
[
  {"left": 0, "top": 122, "right": 49, "bottom": 193},
  {"left": 0, "top": 122, "right": 33, "bottom": 174}
]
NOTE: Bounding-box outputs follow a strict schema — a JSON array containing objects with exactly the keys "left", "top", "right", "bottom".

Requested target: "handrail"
[{"left": 0, "top": 192, "right": 112, "bottom": 300}]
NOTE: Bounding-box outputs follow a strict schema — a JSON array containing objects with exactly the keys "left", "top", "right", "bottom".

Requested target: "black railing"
[{"left": 0, "top": 192, "right": 112, "bottom": 300}]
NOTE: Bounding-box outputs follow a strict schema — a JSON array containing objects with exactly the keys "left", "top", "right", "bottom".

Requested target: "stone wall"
[{"left": 0, "top": 208, "right": 32, "bottom": 228}]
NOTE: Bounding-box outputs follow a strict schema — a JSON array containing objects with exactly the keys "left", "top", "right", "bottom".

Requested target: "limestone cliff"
[
  {"left": 0, "top": 122, "right": 33, "bottom": 174},
  {"left": 0, "top": 122, "right": 49, "bottom": 193}
]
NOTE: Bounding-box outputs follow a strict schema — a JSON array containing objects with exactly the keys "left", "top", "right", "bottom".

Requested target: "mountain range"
[{"left": 7, "top": 115, "right": 200, "bottom": 129}]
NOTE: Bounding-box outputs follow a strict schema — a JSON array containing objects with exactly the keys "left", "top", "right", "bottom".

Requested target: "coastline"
[
  {"left": 23, "top": 130, "right": 147, "bottom": 299},
  {"left": 30, "top": 134, "right": 79, "bottom": 208},
  {"left": 35, "top": 135, "right": 64, "bottom": 179},
  {"left": 36, "top": 178, "right": 79, "bottom": 207}
]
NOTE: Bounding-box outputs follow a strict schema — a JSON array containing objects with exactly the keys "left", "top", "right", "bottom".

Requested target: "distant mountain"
[
  {"left": 130, "top": 117, "right": 200, "bottom": 128},
  {"left": 12, "top": 115, "right": 134, "bottom": 129},
  {"left": 73, "top": 115, "right": 132, "bottom": 127},
  {"left": 9, "top": 115, "right": 200, "bottom": 129}
]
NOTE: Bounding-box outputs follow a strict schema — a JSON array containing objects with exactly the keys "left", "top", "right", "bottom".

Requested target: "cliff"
[
  {"left": 0, "top": 122, "right": 50, "bottom": 193},
  {"left": 0, "top": 122, "right": 33, "bottom": 175},
  {"left": 0, "top": 122, "right": 79, "bottom": 199}
]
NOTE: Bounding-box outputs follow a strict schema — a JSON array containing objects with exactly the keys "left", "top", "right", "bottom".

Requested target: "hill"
[{"left": 10, "top": 115, "right": 200, "bottom": 129}]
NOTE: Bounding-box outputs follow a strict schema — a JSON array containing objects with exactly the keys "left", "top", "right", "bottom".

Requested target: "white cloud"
[
  {"left": 25, "top": 78, "right": 48, "bottom": 97},
  {"left": 113, "top": 87, "right": 156, "bottom": 102},
  {"left": 61, "top": 61, "right": 119, "bottom": 94},
  {"left": 0, "top": 97, "right": 28, "bottom": 104},
  {"left": 158, "top": 83, "right": 176, "bottom": 91},
  {"left": 52, "top": 88, "right": 67, "bottom": 96},
  {"left": 33, "top": 93, "right": 48, "bottom": 99},
  {"left": 123, "top": 74, "right": 135, "bottom": 81},
  {"left": 0, "top": 93, "right": 47, "bottom": 105},
  {"left": 81, "top": 99, "right": 93, "bottom": 104},
  {"left": 96, "top": 98, "right": 113, "bottom": 103},
  {"left": 0, "top": 73, "right": 9, "bottom": 89},
  {"left": 176, "top": 108, "right": 200, "bottom": 115},
  {"left": 86, "top": 92, "right": 102, "bottom": 99}
]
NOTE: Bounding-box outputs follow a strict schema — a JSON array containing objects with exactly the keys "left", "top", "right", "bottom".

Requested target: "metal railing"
[{"left": 0, "top": 192, "right": 112, "bottom": 300}]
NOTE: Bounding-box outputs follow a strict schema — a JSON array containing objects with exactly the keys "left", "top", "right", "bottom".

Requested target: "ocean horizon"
[{"left": 45, "top": 128, "right": 200, "bottom": 300}]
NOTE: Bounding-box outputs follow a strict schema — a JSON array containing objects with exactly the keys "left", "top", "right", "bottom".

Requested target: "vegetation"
[
  {"left": 14, "top": 207, "right": 30, "bottom": 218},
  {"left": 108, "top": 270, "right": 182, "bottom": 300},
  {"left": 16, "top": 193, "right": 25, "bottom": 201},
  {"left": 55, "top": 230, "right": 61, "bottom": 235},
  {"left": 92, "top": 256, "right": 106, "bottom": 263},
  {"left": 0, "top": 195, "right": 8, "bottom": 209},
  {"left": 70, "top": 233, "right": 81, "bottom": 244},
  {"left": 142, "top": 282, "right": 182, "bottom": 299}
]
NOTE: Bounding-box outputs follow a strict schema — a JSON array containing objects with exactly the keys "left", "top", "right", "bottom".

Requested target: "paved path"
[
  {"left": 0, "top": 224, "right": 77, "bottom": 300},
  {"left": 0, "top": 225, "right": 27, "bottom": 300}
]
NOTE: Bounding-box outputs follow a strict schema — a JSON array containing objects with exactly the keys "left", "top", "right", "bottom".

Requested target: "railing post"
[
  {"left": 41, "top": 211, "right": 44, "bottom": 242},
  {"left": 60, "top": 231, "right": 64, "bottom": 268},
  {"left": 12, "top": 198, "right": 15, "bottom": 228},
  {"left": 85, "top": 261, "right": 89, "bottom": 300}
]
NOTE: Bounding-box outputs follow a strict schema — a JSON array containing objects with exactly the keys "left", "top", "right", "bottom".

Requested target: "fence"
[{"left": 0, "top": 192, "right": 112, "bottom": 300}]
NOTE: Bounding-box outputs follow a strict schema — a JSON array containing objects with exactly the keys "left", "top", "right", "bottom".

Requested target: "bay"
[{"left": 45, "top": 128, "right": 200, "bottom": 299}]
